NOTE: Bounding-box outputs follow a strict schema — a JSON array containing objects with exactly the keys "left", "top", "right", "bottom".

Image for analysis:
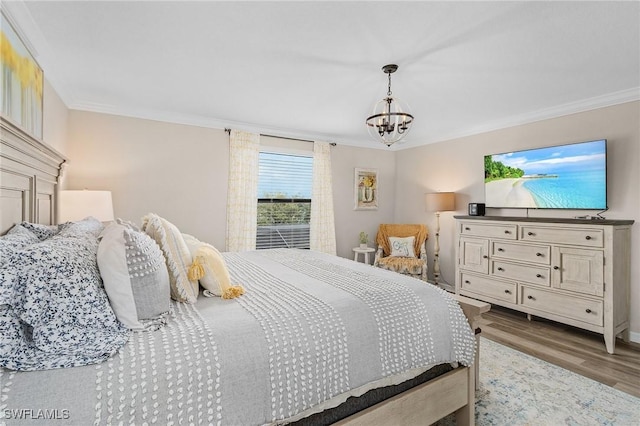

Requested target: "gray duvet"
[{"left": 0, "top": 249, "right": 475, "bottom": 425}]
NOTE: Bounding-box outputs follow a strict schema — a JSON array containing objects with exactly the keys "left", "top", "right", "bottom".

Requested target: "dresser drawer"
[
  {"left": 460, "top": 222, "right": 517, "bottom": 240},
  {"left": 520, "top": 225, "right": 603, "bottom": 248},
  {"left": 492, "top": 260, "right": 550, "bottom": 286},
  {"left": 460, "top": 273, "right": 517, "bottom": 303},
  {"left": 492, "top": 241, "right": 550, "bottom": 265},
  {"left": 521, "top": 286, "right": 603, "bottom": 326}
]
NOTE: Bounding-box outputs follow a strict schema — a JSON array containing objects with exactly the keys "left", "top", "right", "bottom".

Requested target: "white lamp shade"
[
  {"left": 59, "top": 190, "right": 114, "bottom": 222},
  {"left": 425, "top": 192, "right": 455, "bottom": 212}
]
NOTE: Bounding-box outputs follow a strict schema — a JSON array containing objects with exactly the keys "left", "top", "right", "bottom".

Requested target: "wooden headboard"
[{"left": 0, "top": 116, "right": 66, "bottom": 234}]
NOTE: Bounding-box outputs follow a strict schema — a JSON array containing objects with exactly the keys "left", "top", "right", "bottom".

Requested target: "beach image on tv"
[{"left": 484, "top": 140, "right": 606, "bottom": 209}]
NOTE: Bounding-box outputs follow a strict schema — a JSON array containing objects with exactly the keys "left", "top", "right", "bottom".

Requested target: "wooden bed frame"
[
  {"left": 0, "top": 116, "right": 65, "bottom": 233},
  {"left": 0, "top": 115, "right": 490, "bottom": 425},
  {"left": 340, "top": 295, "right": 489, "bottom": 426}
]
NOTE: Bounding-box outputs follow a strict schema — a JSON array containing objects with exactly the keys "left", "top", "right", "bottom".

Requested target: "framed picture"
[
  {"left": 354, "top": 168, "right": 378, "bottom": 210},
  {"left": 1, "top": 11, "right": 44, "bottom": 140}
]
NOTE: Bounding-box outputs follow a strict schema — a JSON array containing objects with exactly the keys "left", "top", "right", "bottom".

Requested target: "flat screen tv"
[{"left": 484, "top": 139, "right": 607, "bottom": 210}]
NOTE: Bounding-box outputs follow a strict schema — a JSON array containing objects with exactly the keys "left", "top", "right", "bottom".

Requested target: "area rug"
[{"left": 437, "top": 337, "right": 640, "bottom": 425}]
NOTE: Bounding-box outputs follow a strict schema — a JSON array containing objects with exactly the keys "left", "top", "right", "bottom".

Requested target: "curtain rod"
[
  {"left": 260, "top": 133, "right": 314, "bottom": 143},
  {"left": 224, "top": 127, "right": 337, "bottom": 146},
  {"left": 225, "top": 128, "right": 335, "bottom": 146},
  {"left": 261, "top": 134, "right": 336, "bottom": 146}
]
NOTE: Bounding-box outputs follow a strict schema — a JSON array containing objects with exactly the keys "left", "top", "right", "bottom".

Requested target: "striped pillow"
[{"left": 141, "top": 214, "right": 199, "bottom": 303}]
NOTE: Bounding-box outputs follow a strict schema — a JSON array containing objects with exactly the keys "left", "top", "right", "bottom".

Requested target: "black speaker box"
[{"left": 468, "top": 203, "right": 486, "bottom": 216}]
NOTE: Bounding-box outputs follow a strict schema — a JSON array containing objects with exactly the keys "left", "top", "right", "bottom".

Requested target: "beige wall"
[
  {"left": 42, "top": 79, "right": 69, "bottom": 156},
  {"left": 395, "top": 101, "right": 640, "bottom": 339},
  {"left": 65, "top": 110, "right": 395, "bottom": 257},
  {"left": 66, "top": 111, "right": 230, "bottom": 248},
  {"left": 330, "top": 145, "right": 396, "bottom": 259}
]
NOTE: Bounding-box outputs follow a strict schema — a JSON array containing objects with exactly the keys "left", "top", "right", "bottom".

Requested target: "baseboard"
[{"left": 629, "top": 331, "right": 640, "bottom": 344}]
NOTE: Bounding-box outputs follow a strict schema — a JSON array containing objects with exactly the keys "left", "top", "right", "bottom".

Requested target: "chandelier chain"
[{"left": 387, "top": 72, "right": 392, "bottom": 97}]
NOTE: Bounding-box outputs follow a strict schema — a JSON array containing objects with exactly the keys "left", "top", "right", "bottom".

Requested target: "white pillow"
[
  {"left": 98, "top": 222, "right": 171, "bottom": 330},
  {"left": 141, "top": 213, "right": 199, "bottom": 303},
  {"left": 389, "top": 236, "right": 416, "bottom": 257}
]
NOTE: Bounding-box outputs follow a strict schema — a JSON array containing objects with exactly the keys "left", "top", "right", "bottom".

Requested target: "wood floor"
[{"left": 478, "top": 305, "right": 640, "bottom": 398}]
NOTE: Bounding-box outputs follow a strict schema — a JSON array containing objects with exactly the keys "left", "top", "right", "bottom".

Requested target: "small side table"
[{"left": 353, "top": 247, "right": 375, "bottom": 264}]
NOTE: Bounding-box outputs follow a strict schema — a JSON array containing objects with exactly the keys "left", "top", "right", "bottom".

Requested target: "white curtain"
[
  {"left": 310, "top": 141, "right": 337, "bottom": 255},
  {"left": 226, "top": 130, "right": 260, "bottom": 251}
]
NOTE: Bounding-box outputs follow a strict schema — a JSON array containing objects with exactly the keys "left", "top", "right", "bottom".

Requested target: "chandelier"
[{"left": 365, "top": 64, "right": 414, "bottom": 147}]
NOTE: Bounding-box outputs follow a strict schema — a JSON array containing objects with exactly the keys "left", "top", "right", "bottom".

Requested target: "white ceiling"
[{"left": 4, "top": 1, "right": 640, "bottom": 150}]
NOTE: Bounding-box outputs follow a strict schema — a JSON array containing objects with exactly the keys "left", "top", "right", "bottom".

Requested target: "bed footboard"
[
  {"left": 336, "top": 365, "right": 474, "bottom": 426},
  {"left": 337, "top": 294, "right": 489, "bottom": 426}
]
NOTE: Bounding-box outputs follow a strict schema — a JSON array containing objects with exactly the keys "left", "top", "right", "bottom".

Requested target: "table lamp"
[{"left": 59, "top": 190, "right": 114, "bottom": 223}]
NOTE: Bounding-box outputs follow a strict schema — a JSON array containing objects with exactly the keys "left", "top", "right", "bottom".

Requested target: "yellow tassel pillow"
[{"left": 183, "top": 234, "right": 244, "bottom": 299}]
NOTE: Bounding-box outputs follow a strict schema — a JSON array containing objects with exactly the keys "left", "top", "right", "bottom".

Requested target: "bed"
[{"left": 0, "top": 115, "right": 488, "bottom": 425}]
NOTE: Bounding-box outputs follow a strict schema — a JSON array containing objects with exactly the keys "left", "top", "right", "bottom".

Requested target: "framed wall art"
[
  {"left": 1, "top": 11, "right": 44, "bottom": 140},
  {"left": 354, "top": 168, "right": 378, "bottom": 210}
]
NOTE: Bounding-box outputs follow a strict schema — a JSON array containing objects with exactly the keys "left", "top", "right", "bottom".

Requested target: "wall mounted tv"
[{"left": 484, "top": 139, "right": 607, "bottom": 210}]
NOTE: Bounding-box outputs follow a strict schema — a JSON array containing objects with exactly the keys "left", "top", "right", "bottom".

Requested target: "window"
[{"left": 256, "top": 151, "right": 313, "bottom": 249}]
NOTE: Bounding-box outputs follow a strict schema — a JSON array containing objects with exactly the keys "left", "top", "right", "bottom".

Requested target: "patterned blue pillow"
[
  {"left": 20, "top": 221, "right": 60, "bottom": 241},
  {"left": 0, "top": 217, "right": 129, "bottom": 371},
  {"left": 0, "top": 224, "right": 39, "bottom": 267}
]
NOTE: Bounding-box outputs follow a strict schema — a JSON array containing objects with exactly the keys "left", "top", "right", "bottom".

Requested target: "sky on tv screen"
[{"left": 491, "top": 140, "right": 606, "bottom": 175}]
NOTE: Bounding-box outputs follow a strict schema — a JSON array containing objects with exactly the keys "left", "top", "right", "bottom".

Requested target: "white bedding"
[{"left": 1, "top": 249, "right": 475, "bottom": 425}]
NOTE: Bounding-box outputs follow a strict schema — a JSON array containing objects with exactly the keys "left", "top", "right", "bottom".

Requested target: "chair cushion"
[{"left": 377, "top": 256, "right": 426, "bottom": 275}]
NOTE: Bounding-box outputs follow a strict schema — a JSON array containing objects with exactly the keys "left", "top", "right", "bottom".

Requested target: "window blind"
[{"left": 256, "top": 152, "right": 312, "bottom": 249}]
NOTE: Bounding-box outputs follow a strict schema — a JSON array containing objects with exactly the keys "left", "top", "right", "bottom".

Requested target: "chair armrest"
[
  {"left": 373, "top": 247, "right": 384, "bottom": 266},
  {"left": 419, "top": 242, "right": 428, "bottom": 280},
  {"left": 419, "top": 241, "right": 427, "bottom": 259}
]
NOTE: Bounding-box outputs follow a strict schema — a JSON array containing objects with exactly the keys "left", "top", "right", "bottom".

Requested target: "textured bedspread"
[{"left": 0, "top": 249, "right": 475, "bottom": 425}]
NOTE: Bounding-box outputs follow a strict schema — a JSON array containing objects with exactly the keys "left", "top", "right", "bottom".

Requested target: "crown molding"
[
  {"left": 70, "top": 87, "right": 639, "bottom": 151},
  {"left": 69, "top": 100, "right": 368, "bottom": 148},
  {"left": 431, "top": 88, "right": 640, "bottom": 145}
]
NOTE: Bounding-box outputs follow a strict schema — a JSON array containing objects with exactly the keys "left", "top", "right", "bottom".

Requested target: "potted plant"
[{"left": 359, "top": 231, "right": 368, "bottom": 249}]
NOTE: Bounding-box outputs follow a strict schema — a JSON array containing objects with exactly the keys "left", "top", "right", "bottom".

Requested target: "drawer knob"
[
  {"left": 465, "top": 227, "right": 471, "bottom": 231},
  {"left": 504, "top": 230, "right": 511, "bottom": 234},
  {"left": 536, "top": 252, "right": 543, "bottom": 257},
  {"left": 527, "top": 295, "right": 535, "bottom": 300},
  {"left": 483, "top": 255, "right": 488, "bottom": 259},
  {"left": 586, "top": 308, "right": 592, "bottom": 314},
  {"left": 465, "top": 280, "right": 470, "bottom": 284},
  {"left": 553, "top": 266, "right": 560, "bottom": 270},
  {"left": 585, "top": 235, "right": 592, "bottom": 240},
  {"left": 527, "top": 232, "right": 535, "bottom": 236},
  {"left": 498, "top": 248, "right": 504, "bottom": 252},
  {"left": 504, "top": 289, "right": 511, "bottom": 294},
  {"left": 536, "top": 274, "right": 543, "bottom": 278},
  {"left": 497, "top": 267, "right": 504, "bottom": 271}
]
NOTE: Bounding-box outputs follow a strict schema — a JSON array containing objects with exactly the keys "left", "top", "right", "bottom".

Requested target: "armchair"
[{"left": 373, "top": 224, "right": 429, "bottom": 281}]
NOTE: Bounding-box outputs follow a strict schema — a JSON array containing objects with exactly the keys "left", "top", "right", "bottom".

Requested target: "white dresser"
[{"left": 454, "top": 216, "right": 633, "bottom": 354}]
